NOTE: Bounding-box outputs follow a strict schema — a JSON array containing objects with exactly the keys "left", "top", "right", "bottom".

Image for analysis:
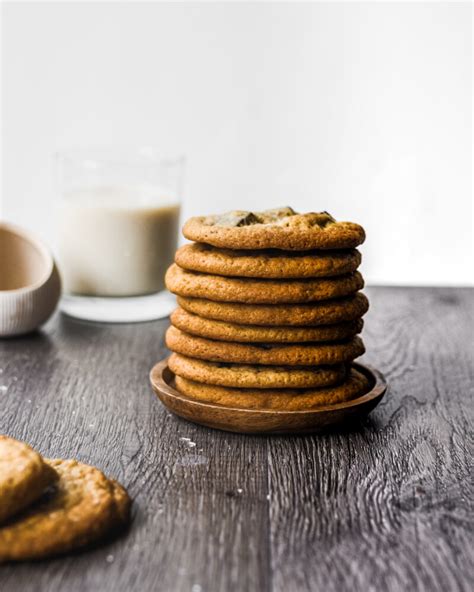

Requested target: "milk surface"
[{"left": 58, "top": 186, "right": 180, "bottom": 296}]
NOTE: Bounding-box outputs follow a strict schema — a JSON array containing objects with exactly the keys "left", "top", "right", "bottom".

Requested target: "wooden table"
[{"left": 0, "top": 287, "right": 472, "bottom": 592}]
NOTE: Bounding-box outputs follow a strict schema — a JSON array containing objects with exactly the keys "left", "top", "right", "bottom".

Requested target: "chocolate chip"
[
  {"left": 214, "top": 211, "right": 260, "bottom": 227},
  {"left": 319, "top": 212, "right": 336, "bottom": 226},
  {"left": 259, "top": 207, "right": 296, "bottom": 222}
]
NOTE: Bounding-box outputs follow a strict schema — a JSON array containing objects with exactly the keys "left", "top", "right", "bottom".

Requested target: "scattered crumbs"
[
  {"left": 0, "top": 386, "right": 8, "bottom": 393},
  {"left": 191, "top": 585, "right": 202, "bottom": 592},
  {"left": 106, "top": 554, "right": 115, "bottom": 563},
  {"left": 177, "top": 454, "right": 208, "bottom": 467},
  {"left": 226, "top": 488, "right": 244, "bottom": 497},
  {"left": 266, "top": 494, "right": 270, "bottom": 500},
  {"left": 179, "top": 437, "right": 197, "bottom": 448},
  {"left": 89, "top": 423, "right": 95, "bottom": 428},
  {"left": 27, "top": 399, "right": 32, "bottom": 404}
]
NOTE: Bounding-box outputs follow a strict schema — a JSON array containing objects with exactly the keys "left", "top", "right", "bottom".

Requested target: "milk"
[{"left": 58, "top": 186, "right": 180, "bottom": 296}]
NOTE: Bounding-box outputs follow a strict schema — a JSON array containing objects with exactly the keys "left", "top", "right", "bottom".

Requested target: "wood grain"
[
  {"left": 0, "top": 287, "right": 472, "bottom": 592},
  {"left": 268, "top": 287, "right": 474, "bottom": 592}
]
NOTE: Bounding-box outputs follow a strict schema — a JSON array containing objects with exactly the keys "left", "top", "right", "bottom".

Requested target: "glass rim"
[{"left": 54, "top": 147, "right": 185, "bottom": 168}]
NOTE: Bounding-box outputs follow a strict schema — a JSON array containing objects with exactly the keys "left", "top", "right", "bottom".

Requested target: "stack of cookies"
[
  {"left": 165, "top": 207, "right": 370, "bottom": 411},
  {"left": 0, "top": 435, "right": 131, "bottom": 562}
]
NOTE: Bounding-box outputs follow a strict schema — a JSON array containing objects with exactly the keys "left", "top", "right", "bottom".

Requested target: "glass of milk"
[{"left": 56, "top": 148, "right": 183, "bottom": 322}]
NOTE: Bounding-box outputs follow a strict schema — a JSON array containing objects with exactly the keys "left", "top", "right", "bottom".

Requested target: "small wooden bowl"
[
  {"left": 150, "top": 360, "right": 387, "bottom": 434},
  {"left": 0, "top": 222, "right": 61, "bottom": 337}
]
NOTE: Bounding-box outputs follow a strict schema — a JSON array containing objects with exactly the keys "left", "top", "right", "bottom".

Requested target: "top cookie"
[
  {"left": 182, "top": 207, "right": 365, "bottom": 251},
  {"left": 0, "top": 435, "right": 58, "bottom": 525}
]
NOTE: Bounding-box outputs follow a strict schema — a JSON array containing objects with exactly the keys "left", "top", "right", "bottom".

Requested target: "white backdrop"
[{"left": 1, "top": 1, "right": 472, "bottom": 285}]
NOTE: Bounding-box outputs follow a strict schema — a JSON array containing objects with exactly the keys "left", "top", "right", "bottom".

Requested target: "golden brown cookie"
[
  {"left": 166, "top": 326, "right": 365, "bottom": 366},
  {"left": 109, "top": 479, "right": 132, "bottom": 527},
  {"left": 169, "top": 353, "right": 347, "bottom": 389},
  {"left": 175, "top": 243, "right": 362, "bottom": 278},
  {"left": 178, "top": 292, "right": 369, "bottom": 326},
  {"left": 182, "top": 208, "right": 365, "bottom": 250},
  {"left": 0, "top": 435, "right": 58, "bottom": 525},
  {"left": 166, "top": 264, "right": 363, "bottom": 304},
  {"left": 174, "top": 368, "right": 370, "bottom": 410},
  {"left": 171, "top": 307, "right": 363, "bottom": 343},
  {"left": 0, "top": 459, "right": 131, "bottom": 562}
]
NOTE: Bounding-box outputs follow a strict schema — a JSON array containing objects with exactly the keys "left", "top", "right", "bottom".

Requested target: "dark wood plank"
[
  {"left": 0, "top": 315, "right": 271, "bottom": 592},
  {"left": 268, "top": 287, "right": 474, "bottom": 592},
  {"left": 0, "top": 287, "right": 472, "bottom": 592}
]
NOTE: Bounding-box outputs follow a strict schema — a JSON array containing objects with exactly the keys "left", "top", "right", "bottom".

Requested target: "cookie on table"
[
  {"left": 166, "top": 326, "right": 365, "bottom": 366},
  {"left": 0, "top": 459, "right": 131, "bottom": 562},
  {"left": 109, "top": 479, "right": 131, "bottom": 525},
  {"left": 169, "top": 353, "right": 347, "bottom": 389},
  {"left": 175, "top": 243, "right": 362, "bottom": 278},
  {"left": 183, "top": 207, "right": 365, "bottom": 251},
  {"left": 177, "top": 292, "right": 369, "bottom": 327},
  {"left": 0, "top": 435, "right": 58, "bottom": 525},
  {"left": 175, "top": 368, "right": 370, "bottom": 410},
  {"left": 171, "top": 308, "right": 363, "bottom": 343},
  {"left": 166, "top": 264, "right": 363, "bottom": 304}
]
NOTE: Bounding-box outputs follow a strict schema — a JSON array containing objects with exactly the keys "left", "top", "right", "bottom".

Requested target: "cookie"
[
  {"left": 0, "top": 459, "right": 131, "bottom": 562},
  {"left": 166, "top": 326, "right": 365, "bottom": 366},
  {"left": 171, "top": 307, "right": 363, "bottom": 343},
  {"left": 177, "top": 292, "right": 369, "bottom": 326},
  {"left": 0, "top": 435, "right": 58, "bottom": 525},
  {"left": 182, "top": 207, "right": 365, "bottom": 251},
  {"left": 174, "top": 368, "right": 370, "bottom": 410},
  {"left": 110, "top": 479, "right": 132, "bottom": 526},
  {"left": 169, "top": 353, "right": 347, "bottom": 389},
  {"left": 166, "top": 264, "right": 363, "bottom": 304},
  {"left": 175, "top": 243, "right": 362, "bottom": 278}
]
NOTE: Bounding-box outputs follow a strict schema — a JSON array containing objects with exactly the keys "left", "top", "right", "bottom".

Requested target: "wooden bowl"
[
  {"left": 150, "top": 360, "right": 387, "bottom": 434},
  {"left": 0, "top": 222, "right": 61, "bottom": 337}
]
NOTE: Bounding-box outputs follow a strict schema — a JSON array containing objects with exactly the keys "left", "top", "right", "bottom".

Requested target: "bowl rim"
[{"left": 0, "top": 221, "right": 55, "bottom": 295}]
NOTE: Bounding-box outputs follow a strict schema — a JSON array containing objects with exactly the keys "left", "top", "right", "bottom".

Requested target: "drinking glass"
[{"left": 56, "top": 148, "right": 184, "bottom": 322}]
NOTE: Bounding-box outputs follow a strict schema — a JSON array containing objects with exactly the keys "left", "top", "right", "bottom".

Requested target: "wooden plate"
[{"left": 149, "top": 360, "right": 387, "bottom": 435}]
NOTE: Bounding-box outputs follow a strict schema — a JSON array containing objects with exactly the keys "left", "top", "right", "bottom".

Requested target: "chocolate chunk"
[
  {"left": 213, "top": 211, "right": 260, "bottom": 227},
  {"left": 319, "top": 212, "right": 336, "bottom": 226},
  {"left": 258, "top": 207, "right": 296, "bottom": 223}
]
